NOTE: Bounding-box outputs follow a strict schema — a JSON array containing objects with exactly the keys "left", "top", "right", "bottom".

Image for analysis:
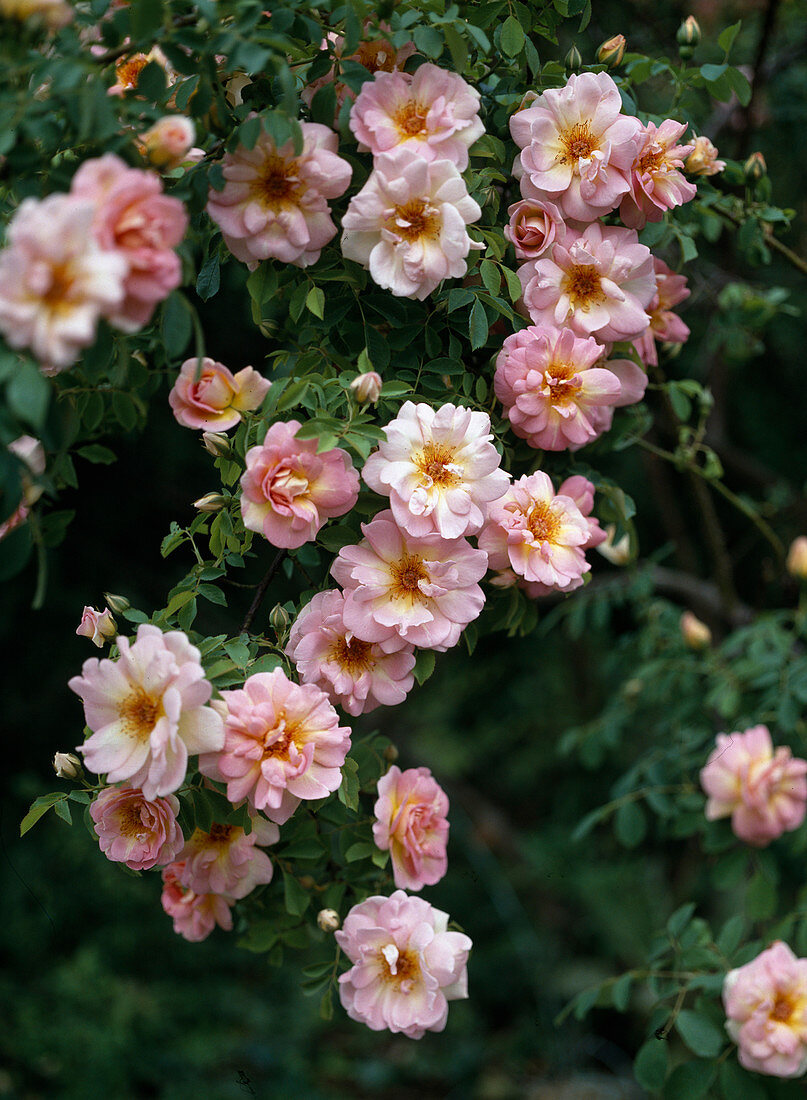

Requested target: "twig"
[
  {"left": 717, "top": 208, "right": 807, "bottom": 277},
  {"left": 240, "top": 550, "right": 286, "bottom": 634}
]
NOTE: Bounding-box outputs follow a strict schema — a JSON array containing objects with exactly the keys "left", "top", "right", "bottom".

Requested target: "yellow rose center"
[
  {"left": 390, "top": 554, "right": 430, "bottom": 602},
  {"left": 119, "top": 688, "right": 163, "bottom": 742},
  {"left": 251, "top": 156, "right": 304, "bottom": 211},
  {"left": 329, "top": 635, "right": 375, "bottom": 675},
  {"left": 388, "top": 199, "right": 441, "bottom": 244},
  {"left": 415, "top": 442, "right": 460, "bottom": 486},
  {"left": 562, "top": 264, "right": 605, "bottom": 310},
  {"left": 559, "top": 122, "right": 597, "bottom": 164},
  {"left": 394, "top": 101, "right": 429, "bottom": 138},
  {"left": 527, "top": 501, "right": 562, "bottom": 543}
]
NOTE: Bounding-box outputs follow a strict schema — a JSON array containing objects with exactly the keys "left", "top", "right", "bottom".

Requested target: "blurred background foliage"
[{"left": 3, "top": 0, "right": 807, "bottom": 1095}]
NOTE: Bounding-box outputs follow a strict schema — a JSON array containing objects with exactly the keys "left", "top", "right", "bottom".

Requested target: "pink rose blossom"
[
  {"left": 69, "top": 623, "right": 224, "bottom": 800},
  {"left": 90, "top": 784, "right": 184, "bottom": 870},
  {"left": 70, "top": 153, "right": 188, "bottom": 332},
  {"left": 504, "top": 198, "right": 565, "bottom": 260},
  {"left": 335, "top": 890, "right": 471, "bottom": 1038},
  {"left": 0, "top": 194, "right": 127, "bottom": 371},
  {"left": 76, "top": 605, "right": 117, "bottom": 647},
  {"left": 633, "top": 258, "right": 690, "bottom": 367},
  {"left": 685, "top": 134, "right": 726, "bottom": 177},
  {"left": 206, "top": 122, "right": 352, "bottom": 270},
  {"left": 168, "top": 357, "right": 271, "bottom": 431},
  {"left": 177, "top": 814, "right": 278, "bottom": 899},
  {"left": 341, "top": 147, "right": 482, "bottom": 300},
  {"left": 724, "top": 941, "right": 807, "bottom": 1077},
  {"left": 160, "top": 860, "right": 235, "bottom": 942},
  {"left": 479, "top": 472, "right": 592, "bottom": 594},
  {"left": 286, "top": 589, "right": 416, "bottom": 717},
  {"left": 137, "top": 115, "right": 197, "bottom": 170},
  {"left": 362, "top": 402, "right": 510, "bottom": 539},
  {"left": 494, "top": 325, "right": 647, "bottom": 451},
  {"left": 240, "top": 420, "right": 359, "bottom": 549},
  {"left": 619, "top": 119, "right": 697, "bottom": 229},
  {"left": 331, "top": 510, "right": 488, "bottom": 652},
  {"left": 700, "top": 725, "right": 807, "bottom": 846},
  {"left": 373, "top": 766, "right": 449, "bottom": 891},
  {"left": 349, "top": 63, "right": 484, "bottom": 170},
  {"left": 199, "top": 668, "right": 352, "bottom": 825},
  {"left": 510, "top": 71, "right": 643, "bottom": 222},
  {"left": 519, "top": 222, "right": 655, "bottom": 344}
]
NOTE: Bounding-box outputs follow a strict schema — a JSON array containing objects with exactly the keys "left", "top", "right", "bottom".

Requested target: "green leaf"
[
  {"left": 676, "top": 1009, "right": 726, "bottom": 1058},
  {"left": 54, "top": 799, "right": 72, "bottom": 825},
  {"left": 718, "top": 20, "right": 742, "bottom": 57},
  {"left": 282, "top": 871, "right": 310, "bottom": 917},
  {"left": 663, "top": 1060, "right": 715, "bottom": 1100},
  {"left": 196, "top": 254, "right": 221, "bottom": 301},
  {"left": 614, "top": 801, "right": 647, "bottom": 848},
  {"left": 413, "top": 25, "right": 443, "bottom": 58},
  {"left": 501, "top": 266, "right": 522, "bottom": 303},
  {"left": 667, "top": 902, "right": 696, "bottom": 938},
  {"left": 469, "top": 300, "right": 488, "bottom": 349},
  {"left": 345, "top": 841, "right": 375, "bottom": 862},
  {"left": 719, "top": 1059, "right": 766, "bottom": 1100},
  {"left": 130, "top": 0, "right": 163, "bottom": 38},
  {"left": 161, "top": 293, "right": 193, "bottom": 358},
  {"left": 716, "top": 914, "right": 745, "bottom": 956},
  {"left": 276, "top": 378, "right": 309, "bottom": 412},
  {"left": 479, "top": 259, "right": 501, "bottom": 296},
  {"left": 746, "top": 871, "right": 777, "bottom": 920},
  {"left": 726, "top": 67, "right": 752, "bottom": 106},
  {"left": 319, "top": 987, "right": 334, "bottom": 1020},
  {"left": 20, "top": 793, "right": 67, "bottom": 836},
  {"left": 413, "top": 649, "right": 436, "bottom": 685},
  {"left": 633, "top": 1038, "right": 669, "bottom": 1092},
  {"left": 7, "top": 362, "right": 50, "bottom": 431},
  {"left": 305, "top": 286, "right": 325, "bottom": 320},
  {"left": 500, "top": 15, "right": 525, "bottom": 56},
  {"left": 76, "top": 444, "right": 116, "bottom": 465},
  {"left": 337, "top": 758, "right": 360, "bottom": 812},
  {"left": 443, "top": 24, "right": 468, "bottom": 71}
]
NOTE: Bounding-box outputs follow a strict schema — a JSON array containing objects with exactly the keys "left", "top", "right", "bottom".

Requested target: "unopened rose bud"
[
  {"left": 596, "top": 524, "right": 632, "bottom": 566},
  {"left": 681, "top": 610, "right": 712, "bottom": 650},
  {"left": 201, "top": 432, "right": 233, "bottom": 459},
  {"left": 317, "top": 908, "right": 340, "bottom": 932},
  {"left": 597, "top": 35, "right": 626, "bottom": 68},
  {"left": 53, "top": 752, "right": 82, "bottom": 779},
  {"left": 677, "top": 15, "right": 701, "bottom": 46},
  {"left": 383, "top": 743, "right": 399, "bottom": 763},
  {"left": 103, "top": 592, "right": 130, "bottom": 615},
  {"left": 137, "top": 116, "right": 196, "bottom": 170},
  {"left": 76, "top": 606, "right": 117, "bottom": 647},
  {"left": 269, "top": 604, "right": 290, "bottom": 634},
  {"left": 786, "top": 537, "right": 807, "bottom": 580},
  {"left": 565, "top": 44, "right": 582, "bottom": 71},
  {"left": 350, "top": 370, "right": 383, "bottom": 404},
  {"left": 744, "top": 151, "right": 767, "bottom": 184},
  {"left": 685, "top": 135, "right": 725, "bottom": 177},
  {"left": 193, "top": 492, "right": 227, "bottom": 513}
]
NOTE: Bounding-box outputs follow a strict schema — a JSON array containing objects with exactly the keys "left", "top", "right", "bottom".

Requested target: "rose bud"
[
  {"left": 597, "top": 35, "right": 626, "bottom": 68},
  {"left": 53, "top": 752, "right": 82, "bottom": 779},
  {"left": 317, "top": 908, "right": 341, "bottom": 932},
  {"left": 680, "top": 610, "right": 712, "bottom": 650},
  {"left": 138, "top": 116, "right": 196, "bottom": 170},
  {"left": 201, "top": 432, "right": 234, "bottom": 459},
  {"left": 786, "top": 537, "right": 807, "bottom": 580},
  {"left": 193, "top": 492, "right": 227, "bottom": 513},
  {"left": 350, "top": 371, "right": 383, "bottom": 404}
]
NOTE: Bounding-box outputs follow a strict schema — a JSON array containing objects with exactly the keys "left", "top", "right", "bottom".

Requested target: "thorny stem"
[{"left": 241, "top": 549, "right": 286, "bottom": 634}]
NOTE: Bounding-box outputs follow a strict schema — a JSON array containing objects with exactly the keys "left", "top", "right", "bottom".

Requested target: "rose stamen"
[
  {"left": 527, "top": 501, "right": 562, "bottom": 543},
  {"left": 388, "top": 199, "right": 441, "bottom": 244},
  {"left": 559, "top": 122, "right": 597, "bottom": 165},
  {"left": 250, "top": 156, "right": 304, "bottom": 211},
  {"left": 415, "top": 442, "right": 460, "bottom": 486},
  {"left": 120, "top": 688, "right": 162, "bottom": 741},
  {"left": 390, "top": 554, "right": 430, "bottom": 601},
  {"left": 562, "top": 264, "right": 605, "bottom": 309},
  {"left": 394, "top": 101, "right": 429, "bottom": 138},
  {"left": 329, "top": 635, "right": 375, "bottom": 675}
]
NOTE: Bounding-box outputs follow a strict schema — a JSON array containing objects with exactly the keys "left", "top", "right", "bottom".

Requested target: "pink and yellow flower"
[
  {"left": 177, "top": 815, "right": 278, "bottom": 899},
  {"left": 685, "top": 134, "right": 726, "bottom": 177},
  {"left": 239, "top": 420, "right": 359, "bottom": 549},
  {"left": 700, "top": 725, "right": 807, "bottom": 846},
  {"left": 331, "top": 510, "right": 488, "bottom": 652},
  {"left": 633, "top": 258, "right": 690, "bottom": 368},
  {"left": 494, "top": 325, "right": 647, "bottom": 451},
  {"left": 0, "top": 194, "right": 127, "bottom": 372},
  {"left": 206, "top": 122, "right": 352, "bottom": 269},
  {"left": 286, "top": 589, "right": 416, "bottom": 717},
  {"left": 479, "top": 472, "right": 592, "bottom": 593},
  {"left": 349, "top": 63, "right": 484, "bottom": 170},
  {"left": 335, "top": 890, "right": 471, "bottom": 1038},
  {"left": 160, "top": 861, "right": 235, "bottom": 942},
  {"left": 90, "top": 784, "right": 184, "bottom": 870},
  {"left": 168, "top": 357, "right": 270, "bottom": 431},
  {"left": 137, "top": 116, "right": 198, "bottom": 171},
  {"left": 724, "top": 941, "right": 807, "bottom": 1077},
  {"left": 510, "top": 71, "right": 643, "bottom": 222},
  {"left": 341, "top": 147, "right": 482, "bottom": 300},
  {"left": 373, "top": 766, "right": 449, "bottom": 891},
  {"left": 362, "top": 402, "right": 510, "bottom": 539},
  {"left": 69, "top": 623, "right": 224, "bottom": 800},
  {"left": 199, "top": 668, "right": 352, "bottom": 825},
  {"left": 76, "top": 605, "right": 117, "bottom": 647},
  {"left": 619, "top": 119, "right": 696, "bottom": 229},
  {"left": 519, "top": 222, "right": 655, "bottom": 344}
]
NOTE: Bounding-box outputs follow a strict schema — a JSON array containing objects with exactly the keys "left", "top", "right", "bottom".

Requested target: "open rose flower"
[
  {"left": 510, "top": 71, "right": 643, "bottom": 222},
  {"left": 633, "top": 258, "right": 690, "bottom": 367},
  {"left": 286, "top": 589, "right": 416, "bottom": 717},
  {"left": 0, "top": 194, "right": 127, "bottom": 372},
  {"left": 349, "top": 63, "right": 484, "bottom": 170},
  {"left": 479, "top": 472, "right": 592, "bottom": 593},
  {"left": 519, "top": 222, "right": 655, "bottom": 344},
  {"left": 69, "top": 623, "right": 224, "bottom": 800},
  {"left": 160, "top": 861, "right": 235, "bottom": 942},
  {"left": 71, "top": 153, "right": 188, "bottom": 332},
  {"left": 90, "top": 785, "right": 184, "bottom": 870},
  {"left": 619, "top": 119, "right": 696, "bottom": 229},
  {"left": 685, "top": 134, "right": 725, "bottom": 177},
  {"left": 199, "top": 668, "right": 351, "bottom": 825},
  {"left": 177, "top": 815, "right": 278, "bottom": 898},
  {"left": 240, "top": 420, "right": 359, "bottom": 549},
  {"left": 362, "top": 402, "right": 510, "bottom": 539},
  {"left": 341, "top": 147, "right": 482, "bottom": 300},
  {"left": 336, "top": 890, "right": 471, "bottom": 1038},
  {"left": 373, "top": 766, "right": 449, "bottom": 891},
  {"left": 700, "top": 725, "right": 807, "bottom": 846},
  {"left": 169, "top": 357, "right": 271, "bottom": 431},
  {"left": 206, "top": 121, "right": 352, "bottom": 270},
  {"left": 494, "top": 325, "right": 647, "bottom": 451},
  {"left": 724, "top": 941, "right": 807, "bottom": 1077},
  {"left": 331, "top": 510, "right": 488, "bottom": 652}
]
